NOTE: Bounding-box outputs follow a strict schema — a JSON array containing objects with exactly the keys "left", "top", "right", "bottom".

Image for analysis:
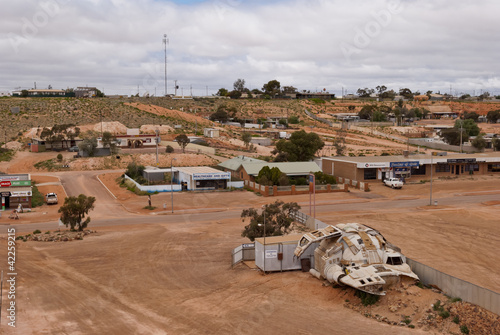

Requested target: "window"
[
  {"left": 435, "top": 164, "right": 450, "bottom": 173},
  {"left": 488, "top": 164, "right": 500, "bottom": 172},
  {"left": 411, "top": 165, "right": 426, "bottom": 175},
  {"left": 386, "top": 256, "right": 403, "bottom": 265},
  {"left": 364, "top": 168, "right": 377, "bottom": 180},
  {"left": 465, "top": 164, "right": 479, "bottom": 172}
]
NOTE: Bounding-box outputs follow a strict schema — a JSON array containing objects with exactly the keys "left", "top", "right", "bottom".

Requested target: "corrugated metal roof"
[
  {"left": 176, "top": 166, "right": 226, "bottom": 174},
  {"left": 218, "top": 156, "right": 265, "bottom": 171},
  {"left": 242, "top": 162, "right": 321, "bottom": 176},
  {"left": 255, "top": 233, "right": 303, "bottom": 245},
  {"left": 322, "top": 152, "right": 500, "bottom": 164}
]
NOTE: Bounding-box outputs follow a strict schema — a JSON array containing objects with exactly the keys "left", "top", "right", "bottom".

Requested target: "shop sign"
[
  {"left": 192, "top": 173, "right": 231, "bottom": 180},
  {"left": 0, "top": 181, "right": 11, "bottom": 187},
  {"left": 1, "top": 191, "right": 11, "bottom": 197},
  {"left": 11, "top": 180, "right": 31, "bottom": 186},
  {"left": 390, "top": 161, "right": 419, "bottom": 168},
  {"left": 10, "top": 191, "right": 32, "bottom": 197},
  {"left": 447, "top": 158, "right": 476, "bottom": 164},
  {"left": 0, "top": 176, "right": 20, "bottom": 181},
  {"left": 360, "top": 162, "right": 387, "bottom": 168}
]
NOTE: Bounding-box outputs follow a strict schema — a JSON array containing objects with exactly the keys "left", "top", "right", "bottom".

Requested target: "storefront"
[
  {"left": 176, "top": 167, "right": 231, "bottom": 191},
  {"left": 0, "top": 174, "right": 32, "bottom": 210},
  {"left": 320, "top": 152, "right": 500, "bottom": 183}
]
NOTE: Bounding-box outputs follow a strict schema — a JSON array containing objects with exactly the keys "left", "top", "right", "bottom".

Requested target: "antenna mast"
[{"left": 163, "top": 34, "right": 169, "bottom": 96}]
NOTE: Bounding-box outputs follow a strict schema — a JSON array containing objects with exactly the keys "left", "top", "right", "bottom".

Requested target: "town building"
[
  {"left": 75, "top": 87, "right": 98, "bottom": 98},
  {"left": 0, "top": 174, "right": 32, "bottom": 210},
  {"left": 218, "top": 157, "right": 322, "bottom": 182},
  {"left": 12, "top": 89, "right": 74, "bottom": 97},
  {"left": 319, "top": 152, "right": 500, "bottom": 183},
  {"left": 142, "top": 166, "right": 231, "bottom": 191}
]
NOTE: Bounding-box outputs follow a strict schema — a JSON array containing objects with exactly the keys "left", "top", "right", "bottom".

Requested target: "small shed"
[
  {"left": 255, "top": 234, "right": 318, "bottom": 272},
  {"left": 204, "top": 128, "right": 220, "bottom": 138},
  {"left": 176, "top": 166, "right": 230, "bottom": 191}
]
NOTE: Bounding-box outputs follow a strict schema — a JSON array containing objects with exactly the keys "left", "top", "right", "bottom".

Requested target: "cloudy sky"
[{"left": 1, "top": 0, "right": 500, "bottom": 96}]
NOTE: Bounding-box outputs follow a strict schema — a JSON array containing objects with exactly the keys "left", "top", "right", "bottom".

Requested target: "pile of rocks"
[{"left": 19, "top": 230, "right": 97, "bottom": 242}]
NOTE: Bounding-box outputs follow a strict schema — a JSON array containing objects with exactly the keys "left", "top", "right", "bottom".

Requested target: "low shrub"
[{"left": 355, "top": 290, "right": 379, "bottom": 306}]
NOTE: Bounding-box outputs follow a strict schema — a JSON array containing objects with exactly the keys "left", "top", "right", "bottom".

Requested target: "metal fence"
[
  {"left": 231, "top": 243, "right": 255, "bottom": 268},
  {"left": 304, "top": 109, "right": 334, "bottom": 127},
  {"left": 407, "top": 258, "right": 500, "bottom": 315}
]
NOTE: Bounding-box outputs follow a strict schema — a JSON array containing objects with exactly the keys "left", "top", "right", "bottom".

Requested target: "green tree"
[
  {"left": 375, "top": 85, "right": 387, "bottom": 97},
  {"left": 372, "top": 110, "right": 387, "bottom": 122},
  {"left": 358, "top": 104, "right": 377, "bottom": 120},
  {"left": 262, "top": 80, "right": 281, "bottom": 97},
  {"left": 241, "top": 201, "right": 301, "bottom": 241},
  {"left": 314, "top": 171, "right": 336, "bottom": 185},
  {"left": 241, "top": 132, "right": 252, "bottom": 148},
  {"left": 463, "top": 111, "right": 479, "bottom": 122},
  {"left": 455, "top": 119, "right": 479, "bottom": 136},
  {"left": 492, "top": 138, "right": 500, "bottom": 151},
  {"left": 58, "top": 194, "right": 96, "bottom": 231},
  {"left": 216, "top": 88, "right": 228, "bottom": 96},
  {"left": 333, "top": 127, "right": 347, "bottom": 156},
  {"left": 175, "top": 134, "right": 190, "bottom": 153},
  {"left": 282, "top": 86, "right": 297, "bottom": 94},
  {"left": 273, "top": 130, "right": 324, "bottom": 162},
  {"left": 125, "top": 162, "right": 145, "bottom": 180},
  {"left": 440, "top": 129, "right": 466, "bottom": 146},
  {"left": 228, "top": 90, "right": 242, "bottom": 99},
  {"left": 101, "top": 131, "right": 117, "bottom": 154},
  {"left": 288, "top": 115, "right": 300, "bottom": 124},
  {"left": 357, "top": 88, "right": 374, "bottom": 98},
  {"left": 256, "top": 166, "right": 288, "bottom": 186},
  {"left": 486, "top": 110, "right": 500, "bottom": 123},
  {"left": 471, "top": 135, "right": 486, "bottom": 151},
  {"left": 399, "top": 88, "right": 414, "bottom": 100},
  {"left": 233, "top": 79, "right": 245, "bottom": 92},
  {"left": 209, "top": 106, "right": 229, "bottom": 123},
  {"left": 79, "top": 137, "right": 97, "bottom": 156},
  {"left": 95, "top": 88, "right": 105, "bottom": 97}
]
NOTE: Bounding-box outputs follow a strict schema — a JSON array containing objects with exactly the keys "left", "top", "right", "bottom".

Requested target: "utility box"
[{"left": 255, "top": 234, "right": 318, "bottom": 272}]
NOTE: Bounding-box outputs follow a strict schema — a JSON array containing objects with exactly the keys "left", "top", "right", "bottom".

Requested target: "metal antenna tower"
[{"left": 163, "top": 34, "right": 169, "bottom": 96}]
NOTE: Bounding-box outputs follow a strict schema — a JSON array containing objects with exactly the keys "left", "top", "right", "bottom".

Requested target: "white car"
[
  {"left": 45, "top": 193, "right": 58, "bottom": 205},
  {"left": 384, "top": 178, "right": 404, "bottom": 189}
]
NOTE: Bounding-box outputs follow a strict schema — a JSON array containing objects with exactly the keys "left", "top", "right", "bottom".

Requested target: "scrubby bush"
[
  {"left": 165, "top": 145, "right": 174, "bottom": 153},
  {"left": 355, "top": 290, "right": 379, "bottom": 306}
]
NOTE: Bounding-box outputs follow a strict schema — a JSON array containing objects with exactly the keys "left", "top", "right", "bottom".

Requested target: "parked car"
[
  {"left": 383, "top": 178, "right": 403, "bottom": 189},
  {"left": 45, "top": 193, "right": 58, "bottom": 205},
  {"left": 69, "top": 146, "right": 79, "bottom": 152}
]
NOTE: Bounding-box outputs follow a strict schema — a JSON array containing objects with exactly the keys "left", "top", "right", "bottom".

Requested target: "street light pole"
[
  {"left": 171, "top": 158, "right": 176, "bottom": 213},
  {"left": 429, "top": 153, "right": 433, "bottom": 205},
  {"left": 263, "top": 205, "right": 266, "bottom": 274}
]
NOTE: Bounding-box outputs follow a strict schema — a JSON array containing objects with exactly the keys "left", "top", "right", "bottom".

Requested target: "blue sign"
[
  {"left": 309, "top": 174, "right": 315, "bottom": 183},
  {"left": 390, "top": 161, "right": 419, "bottom": 168}
]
